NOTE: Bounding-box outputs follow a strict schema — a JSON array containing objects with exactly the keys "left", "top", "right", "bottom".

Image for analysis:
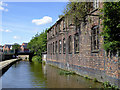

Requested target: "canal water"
[{"left": 1, "top": 61, "right": 103, "bottom": 88}]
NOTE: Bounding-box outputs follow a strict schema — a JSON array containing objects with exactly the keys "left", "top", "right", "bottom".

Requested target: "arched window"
[
  {"left": 74, "top": 33, "right": 79, "bottom": 54},
  {"left": 69, "top": 35, "right": 72, "bottom": 54},
  {"left": 55, "top": 41, "right": 57, "bottom": 53},
  {"left": 91, "top": 25, "right": 99, "bottom": 51},
  {"left": 63, "top": 38, "right": 66, "bottom": 54},
  {"left": 59, "top": 40, "right": 62, "bottom": 54}
]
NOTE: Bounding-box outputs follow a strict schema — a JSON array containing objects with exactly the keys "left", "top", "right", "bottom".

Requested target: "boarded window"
[
  {"left": 63, "top": 38, "right": 66, "bottom": 54},
  {"left": 74, "top": 34, "right": 79, "bottom": 53},
  {"left": 91, "top": 25, "right": 99, "bottom": 51},
  {"left": 69, "top": 35, "right": 72, "bottom": 54},
  {"left": 59, "top": 40, "right": 62, "bottom": 54}
]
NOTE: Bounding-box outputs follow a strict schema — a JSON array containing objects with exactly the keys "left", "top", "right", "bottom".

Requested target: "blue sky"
[{"left": 0, "top": 2, "right": 67, "bottom": 45}]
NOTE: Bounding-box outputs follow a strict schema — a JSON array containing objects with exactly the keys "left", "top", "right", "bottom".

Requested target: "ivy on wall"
[{"left": 101, "top": 2, "right": 120, "bottom": 52}]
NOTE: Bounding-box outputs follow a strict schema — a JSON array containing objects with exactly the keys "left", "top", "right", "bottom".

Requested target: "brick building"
[
  {"left": 3, "top": 44, "right": 13, "bottom": 52},
  {"left": 20, "top": 43, "right": 29, "bottom": 52},
  {"left": 47, "top": 2, "right": 120, "bottom": 87}
]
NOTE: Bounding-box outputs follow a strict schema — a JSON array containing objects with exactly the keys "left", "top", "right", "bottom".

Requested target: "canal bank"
[
  {"left": 0, "top": 59, "right": 21, "bottom": 77},
  {"left": 46, "top": 60, "right": 120, "bottom": 89},
  {"left": 1, "top": 61, "right": 103, "bottom": 88}
]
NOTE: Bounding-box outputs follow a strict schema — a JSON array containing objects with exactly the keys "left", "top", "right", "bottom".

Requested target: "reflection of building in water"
[
  {"left": 42, "top": 64, "right": 47, "bottom": 76},
  {"left": 46, "top": 2, "right": 120, "bottom": 88},
  {"left": 42, "top": 52, "right": 47, "bottom": 62}
]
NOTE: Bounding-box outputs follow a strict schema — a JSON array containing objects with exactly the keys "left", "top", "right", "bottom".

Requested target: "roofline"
[{"left": 47, "top": 16, "right": 65, "bottom": 32}]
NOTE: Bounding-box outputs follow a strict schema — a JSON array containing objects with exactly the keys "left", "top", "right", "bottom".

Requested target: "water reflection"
[{"left": 2, "top": 61, "right": 103, "bottom": 88}]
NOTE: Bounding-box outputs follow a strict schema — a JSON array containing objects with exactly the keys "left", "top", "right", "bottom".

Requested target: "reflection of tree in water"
[{"left": 29, "top": 62, "right": 47, "bottom": 88}]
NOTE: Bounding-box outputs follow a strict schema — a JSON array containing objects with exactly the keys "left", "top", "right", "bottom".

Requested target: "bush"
[{"left": 32, "top": 56, "right": 42, "bottom": 63}]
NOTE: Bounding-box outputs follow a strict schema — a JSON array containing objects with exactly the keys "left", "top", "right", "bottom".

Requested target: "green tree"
[
  {"left": 101, "top": 2, "right": 120, "bottom": 52},
  {"left": 27, "top": 29, "right": 47, "bottom": 62},
  {"left": 12, "top": 43, "right": 20, "bottom": 54},
  {"left": 63, "top": 1, "right": 92, "bottom": 24}
]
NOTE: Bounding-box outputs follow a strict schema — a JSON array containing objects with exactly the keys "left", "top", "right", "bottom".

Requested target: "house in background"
[
  {"left": 3, "top": 44, "right": 13, "bottom": 52},
  {"left": 20, "top": 43, "right": 29, "bottom": 52},
  {"left": 0, "top": 45, "right": 3, "bottom": 52}
]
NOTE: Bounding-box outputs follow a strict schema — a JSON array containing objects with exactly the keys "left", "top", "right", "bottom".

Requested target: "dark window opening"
[
  {"left": 74, "top": 34, "right": 79, "bottom": 54},
  {"left": 69, "top": 35, "right": 72, "bottom": 54},
  {"left": 63, "top": 38, "right": 66, "bottom": 54},
  {"left": 91, "top": 25, "right": 99, "bottom": 52},
  {"left": 59, "top": 40, "right": 62, "bottom": 54}
]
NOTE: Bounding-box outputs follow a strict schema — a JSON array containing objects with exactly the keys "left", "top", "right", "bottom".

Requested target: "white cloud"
[
  {"left": 32, "top": 16, "right": 52, "bottom": 25},
  {"left": 5, "top": 29, "right": 12, "bottom": 32},
  {"left": 13, "top": 36, "right": 20, "bottom": 39},
  {"left": 0, "top": 29, "right": 12, "bottom": 32},
  {"left": 0, "top": 1, "right": 8, "bottom": 12}
]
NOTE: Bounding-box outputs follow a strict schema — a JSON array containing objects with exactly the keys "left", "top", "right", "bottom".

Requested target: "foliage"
[
  {"left": 103, "top": 81, "right": 119, "bottom": 89},
  {"left": 101, "top": 2, "right": 120, "bottom": 52},
  {"left": 32, "top": 56, "right": 41, "bottom": 62},
  {"left": 63, "top": 1, "right": 92, "bottom": 25},
  {"left": 12, "top": 43, "right": 20, "bottom": 51},
  {"left": 59, "top": 70, "right": 76, "bottom": 75},
  {"left": 27, "top": 29, "right": 47, "bottom": 62},
  {"left": 12, "top": 43, "right": 20, "bottom": 54}
]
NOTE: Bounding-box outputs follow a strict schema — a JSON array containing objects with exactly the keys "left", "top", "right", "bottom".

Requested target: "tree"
[
  {"left": 12, "top": 43, "right": 20, "bottom": 54},
  {"left": 101, "top": 2, "right": 120, "bottom": 52},
  {"left": 63, "top": 1, "right": 92, "bottom": 25},
  {"left": 27, "top": 29, "right": 48, "bottom": 62}
]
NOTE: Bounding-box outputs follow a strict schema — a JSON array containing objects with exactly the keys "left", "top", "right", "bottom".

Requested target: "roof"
[
  {"left": 47, "top": 16, "right": 64, "bottom": 32},
  {"left": 22, "top": 43, "right": 28, "bottom": 48},
  {"left": 4, "top": 44, "right": 13, "bottom": 48}
]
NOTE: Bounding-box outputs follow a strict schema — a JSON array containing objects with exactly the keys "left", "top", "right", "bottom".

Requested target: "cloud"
[
  {"left": 32, "top": 16, "right": 52, "bottom": 25},
  {"left": 5, "top": 29, "right": 12, "bottom": 32},
  {"left": 13, "top": 36, "right": 20, "bottom": 39},
  {"left": 0, "top": 29, "right": 12, "bottom": 32},
  {"left": 0, "top": 1, "right": 8, "bottom": 12}
]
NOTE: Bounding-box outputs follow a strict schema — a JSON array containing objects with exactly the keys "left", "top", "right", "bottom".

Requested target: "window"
[
  {"left": 74, "top": 34, "right": 79, "bottom": 53},
  {"left": 76, "top": 25, "right": 81, "bottom": 33},
  {"left": 59, "top": 40, "right": 62, "bottom": 54},
  {"left": 69, "top": 36, "right": 72, "bottom": 54},
  {"left": 63, "top": 38, "right": 66, "bottom": 54},
  {"left": 91, "top": 25, "right": 99, "bottom": 51},
  {"left": 63, "top": 19, "right": 65, "bottom": 30},
  {"left": 59, "top": 23, "right": 61, "bottom": 32},
  {"left": 93, "top": 0, "right": 99, "bottom": 9},
  {"left": 55, "top": 41, "right": 57, "bottom": 53},
  {"left": 53, "top": 42, "right": 54, "bottom": 54}
]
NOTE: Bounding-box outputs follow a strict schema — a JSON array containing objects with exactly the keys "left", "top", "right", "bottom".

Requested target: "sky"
[{"left": 0, "top": 2, "right": 67, "bottom": 45}]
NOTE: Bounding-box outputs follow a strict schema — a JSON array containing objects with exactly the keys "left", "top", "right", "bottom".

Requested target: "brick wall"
[{"left": 47, "top": 3, "right": 120, "bottom": 88}]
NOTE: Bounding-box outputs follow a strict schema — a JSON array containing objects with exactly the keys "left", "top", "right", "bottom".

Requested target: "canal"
[{"left": 1, "top": 61, "right": 103, "bottom": 88}]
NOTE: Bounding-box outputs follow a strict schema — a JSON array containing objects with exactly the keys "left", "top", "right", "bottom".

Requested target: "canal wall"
[
  {"left": 46, "top": 52, "right": 120, "bottom": 88},
  {"left": 0, "top": 59, "right": 21, "bottom": 77},
  {"left": 0, "top": 53, "right": 15, "bottom": 62}
]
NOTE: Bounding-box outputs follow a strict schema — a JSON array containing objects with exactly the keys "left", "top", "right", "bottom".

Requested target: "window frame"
[
  {"left": 63, "top": 38, "right": 66, "bottom": 54},
  {"left": 74, "top": 33, "right": 79, "bottom": 54},
  {"left": 68, "top": 35, "right": 72, "bottom": 54},
  {"left": 59, "top": 40, "right": 62, "bottom": 54},
  {"left": 91, "top": 25, "right": 99, "bottom": 52}
]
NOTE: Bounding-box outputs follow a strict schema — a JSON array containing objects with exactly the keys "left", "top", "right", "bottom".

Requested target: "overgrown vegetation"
[
  {"left": 27, "top": 29, "right": 47, "bottom": 62},
  {"left": 59, "top": 70, "right": 76, "bottom": 75},
  {"left": 103, "top": 81, "right": 119, "bottom": 89},
  {"left": 101, "top": 2, "right": 120, "bottom": 53},
  {"left": 63, "top": 1, "right": 92, "bottom": 25}
]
